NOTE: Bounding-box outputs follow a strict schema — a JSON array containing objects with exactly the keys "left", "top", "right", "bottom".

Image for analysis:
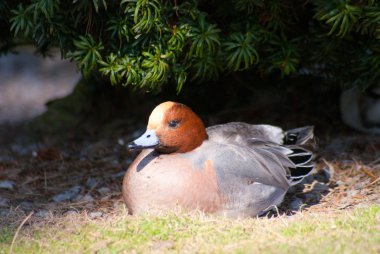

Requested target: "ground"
[
  {"left": 0, "top": 121, "right": 379, "bottom": 253},
  {"left": 0, "top": 50, "right": 379, "bottom": 253}
]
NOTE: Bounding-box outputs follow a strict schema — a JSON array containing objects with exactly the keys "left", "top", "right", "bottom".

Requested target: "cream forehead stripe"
[{"left": 148, "top": 101, "right": 176, "bottom": 129}]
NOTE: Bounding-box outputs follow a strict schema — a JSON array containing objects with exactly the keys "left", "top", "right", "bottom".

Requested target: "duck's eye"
[{"left": 168, "top": 120, "right": 180, "bottom": 128}]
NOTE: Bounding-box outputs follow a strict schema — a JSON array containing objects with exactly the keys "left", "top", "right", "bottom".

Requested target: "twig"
[
  {"left": 367, "top": 176, "right": 380, "bottom": 187},
  {"left": 360, "top": 166, "right": 377, "bottom": 180},
  {"left": 9, "top": 211, "right": 34, "bottom": 254}
]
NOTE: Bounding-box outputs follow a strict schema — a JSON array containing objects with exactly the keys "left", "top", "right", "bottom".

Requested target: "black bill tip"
[{"left": 127, "top": 141, "right": 141, "bottom": 150}]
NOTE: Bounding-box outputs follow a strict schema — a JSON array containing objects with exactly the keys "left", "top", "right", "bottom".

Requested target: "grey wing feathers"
[
  {"left": 207, "top": 122, "right": 285, "bottom": 145},
  {"left": 207, "top": 123, "right": 315, "bottom": 147},
  {"left": 208, "top": 142, "right": 299, "bottom": 217},
  {"left": 202, "top": 123, "right": 315, "bottom": 216},
  {"left": 211, "top": 143, "right": 294, "bottom": 190},
  {"left": 249, "top": 138, "right": 315, "bottom": 186},
  {"left": 206, "top": 122, "right": 315, "bottom": 186},
  {"left": 246, "top": 139, "right": 314, "bottom": 185}
]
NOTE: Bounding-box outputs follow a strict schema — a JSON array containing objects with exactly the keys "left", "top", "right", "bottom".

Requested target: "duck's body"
[{"left": 123, "top": 102, "right": 315, "bottom": 217}]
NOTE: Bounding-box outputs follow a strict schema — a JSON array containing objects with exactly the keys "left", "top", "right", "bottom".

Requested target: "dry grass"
[{"left": 0, "top": 205, "right": 379, "bottom": 254}]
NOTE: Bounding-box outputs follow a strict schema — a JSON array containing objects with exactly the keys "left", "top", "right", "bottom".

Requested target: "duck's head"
[{"left": 128, "top": 101, "right": 207, "bottom": 153}]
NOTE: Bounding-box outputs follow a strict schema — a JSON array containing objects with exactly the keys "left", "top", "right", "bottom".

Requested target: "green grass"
[{"left": 1, "top": 205, "right": 379, "bottom": 254}]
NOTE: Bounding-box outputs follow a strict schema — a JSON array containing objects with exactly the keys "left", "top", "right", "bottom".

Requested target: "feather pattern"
[{"left": 181, "top": 123, "right": 316, "bottom": 216}]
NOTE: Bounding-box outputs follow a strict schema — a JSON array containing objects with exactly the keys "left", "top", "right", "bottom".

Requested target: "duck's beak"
[{"left": 127, "top": 129, "right": 160, "bottom": 150}]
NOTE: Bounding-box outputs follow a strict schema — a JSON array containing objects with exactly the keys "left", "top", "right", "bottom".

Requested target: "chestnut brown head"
[{"left": 128, "top": 101, "right": 207, "bottom": 153}]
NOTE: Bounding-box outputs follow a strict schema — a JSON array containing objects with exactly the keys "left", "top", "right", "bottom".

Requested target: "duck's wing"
[
  {"left": 188, "top": 135, "right": 315, "bottom": 190},
  {"left": 206, "top": 122, "right": 285, "bottom": 144},
  {"left": 207, "top": 122, "right": 315, "bottom": 147},
  {"left": 212, "top": 142, "right": 294, "bottom": 190},
  {"left": 188, "top": 140, "right": 295, "bottom": 189},
  {"left": 247, "top": 138, "right": 314, "bottom": 179},
  {"left": 186, "top": 140, "right": 314, "bottom": 217}
]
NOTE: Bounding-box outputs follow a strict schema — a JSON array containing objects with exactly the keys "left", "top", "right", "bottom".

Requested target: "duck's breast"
[{"left": 123, "top": 149, "right": 222, "bottom": 214}]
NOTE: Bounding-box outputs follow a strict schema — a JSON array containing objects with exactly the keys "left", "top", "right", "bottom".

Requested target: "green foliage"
[
  {"left": 223, "top": 32, "right": 259, "bottom": 71},
  {"left": 267, "top": 37, "right": 300, "bottom": 76},
  {"left": 189, "top": 15, "right": 221, "bottom": 58},
  {"left": 314, "top": 0, "right": 362, "bottom": 37},
  {"left": 1, "top": 0, "right": 380, "bottom": 91},
  {"left": 9, "top": 4, "right": 33, "bottom": 36},
  {"left": 68, "top": 35, "right": 104, "bottom": 77}
]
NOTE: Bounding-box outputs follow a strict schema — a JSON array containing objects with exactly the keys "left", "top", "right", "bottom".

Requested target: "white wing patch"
[{"left": 258, "top": 125, "right": 284, "bottom": 144}]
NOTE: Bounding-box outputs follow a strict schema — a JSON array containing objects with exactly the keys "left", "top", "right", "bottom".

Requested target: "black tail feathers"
[
  {"left": 284, "top": 126, "right": 316, "bottom": 186},
  {"left": 284, "top": 126, "right": 314, "bottom": 146},
  {"left": 287, "top": 146, "right": 315, "bottom": 185}
]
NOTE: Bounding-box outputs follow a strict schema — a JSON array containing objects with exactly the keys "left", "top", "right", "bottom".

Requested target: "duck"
[{"left": 123, "top": 101, "right": 315, "bottom": 218}]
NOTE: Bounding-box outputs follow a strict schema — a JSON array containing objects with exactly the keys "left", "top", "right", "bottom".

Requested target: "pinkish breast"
[{"left": 122, "top": 150, "right": 222, "bottom": 214}]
